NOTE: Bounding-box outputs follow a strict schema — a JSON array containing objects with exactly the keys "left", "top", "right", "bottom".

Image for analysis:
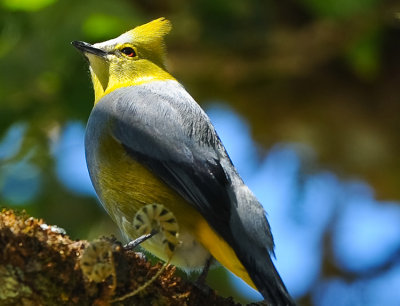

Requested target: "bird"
[{"left": 72, "top": 17, "right": 294, "bottom": 305}]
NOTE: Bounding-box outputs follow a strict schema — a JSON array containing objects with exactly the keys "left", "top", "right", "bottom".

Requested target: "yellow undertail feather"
[{"left": 195, "top": 218, "right": 257, "bottom": 290}]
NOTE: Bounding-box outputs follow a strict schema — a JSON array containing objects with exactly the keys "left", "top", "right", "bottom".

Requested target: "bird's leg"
[
  {"left": 124, "top": 228, "right": 159, "bottom": 251},
  {"left": 196, "top": 256, "right": 214, "bottom": 286},
  {"left": 112, "top": 204, "right": 180, "bottom": 303}
]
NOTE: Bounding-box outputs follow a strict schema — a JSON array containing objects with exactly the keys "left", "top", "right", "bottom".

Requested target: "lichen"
[
  {"left": 0, "top": 209, "right": 240, "bottom": 305},
  {"left": 0, "top": 265, "right": 32, "bottom": 301}
]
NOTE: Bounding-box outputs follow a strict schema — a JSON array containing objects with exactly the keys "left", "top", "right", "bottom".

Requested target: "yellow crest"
[
  {"left": 129, "top": 17, "right": 172, "bottom": 43},
  {"left": 125, "top": 18, "right": 172, "bottom": 67}
]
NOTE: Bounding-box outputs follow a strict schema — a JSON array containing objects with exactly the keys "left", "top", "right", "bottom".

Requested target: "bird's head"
[{"left": 72, "top": 17, "right": 174, "bottom": 103}]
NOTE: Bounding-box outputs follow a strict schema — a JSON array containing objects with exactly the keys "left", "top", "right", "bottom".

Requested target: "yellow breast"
[{"left": 95, "top": 132, "right": 256, "bottom": 289}]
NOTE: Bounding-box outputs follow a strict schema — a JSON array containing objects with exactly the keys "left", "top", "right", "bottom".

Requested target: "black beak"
[{"left": 71, "top": 41, "right": 107, "bottom": 57}]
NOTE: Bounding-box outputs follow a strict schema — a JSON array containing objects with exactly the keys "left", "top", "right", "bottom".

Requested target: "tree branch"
[{"left": 0, "top": 209, "right": 241, "bottom": 305}]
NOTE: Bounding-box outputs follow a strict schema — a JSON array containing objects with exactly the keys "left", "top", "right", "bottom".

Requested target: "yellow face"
[{"left": 75, "top": 18, "right": 175, "bottom": 103}]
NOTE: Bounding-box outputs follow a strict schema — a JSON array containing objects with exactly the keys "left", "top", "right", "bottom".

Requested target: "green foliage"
[
  {"left": 301, "top": 0, "right": 379, "bottom": 19},
  {"left": 345, "top": 28, "right": 382, "bottom": 79},
  {"left": 82, "top": 13, "right": 132, "bottom": 40},
  {"left": 1, "top": 0, "right": 57, "bottom": 12}
]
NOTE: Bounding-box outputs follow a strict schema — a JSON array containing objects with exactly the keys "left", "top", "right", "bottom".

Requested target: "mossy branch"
[{"left": 0, "top": 209, "right": 240, "bottom": 306}]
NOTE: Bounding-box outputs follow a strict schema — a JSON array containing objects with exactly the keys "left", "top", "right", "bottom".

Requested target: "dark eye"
[{"left": 120, "top": 47, "right": 136, "bottom": 57}]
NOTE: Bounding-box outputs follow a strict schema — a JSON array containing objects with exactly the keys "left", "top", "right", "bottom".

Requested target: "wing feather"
[{"left": 109, "top": 83, "right": 234, "bottom": 243}]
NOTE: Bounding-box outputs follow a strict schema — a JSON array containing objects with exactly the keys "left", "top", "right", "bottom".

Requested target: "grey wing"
[
  {"left": 96, "top": 81, "right": 294, "bottom": 305},
  {"left": 105, "top": 82, "right": 235, "bottom": 244}
]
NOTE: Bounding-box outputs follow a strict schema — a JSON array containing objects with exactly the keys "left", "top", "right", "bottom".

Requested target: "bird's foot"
[
  {"left": 193, "top": 256, "right": 214, "bottom": 295},
  {"left": 124, "top": 228, "right": 159, "bottom": 251}
]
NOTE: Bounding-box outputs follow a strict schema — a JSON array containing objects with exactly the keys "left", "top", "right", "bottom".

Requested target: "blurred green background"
[{"left": 1, "top": 0, "right": 400, "bottom": 304}]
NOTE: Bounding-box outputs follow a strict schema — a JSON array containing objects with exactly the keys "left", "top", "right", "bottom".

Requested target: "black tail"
[
  {"left": 228, "top": 188, "right": 296, "bottom": 306},
  {"left": 251, "top": 255, "right": 296, "bottom": 306}
]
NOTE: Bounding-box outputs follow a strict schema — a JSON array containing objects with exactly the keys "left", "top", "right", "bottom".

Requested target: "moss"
[
  {"left": 0, "top": 209, "right": 241, "bottom": 305},
  {"left": 0, "top": 265, "right": 32, "bottom": 301}
]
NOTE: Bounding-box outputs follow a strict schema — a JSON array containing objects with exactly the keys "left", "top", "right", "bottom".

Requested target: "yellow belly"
[{"left": 95, "top": 133, "right": 256, "bottom": 289}]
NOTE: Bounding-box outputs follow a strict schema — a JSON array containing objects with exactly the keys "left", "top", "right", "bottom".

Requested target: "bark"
[{"left": 0, "top": 209, "right": 242, "bottom": 306}]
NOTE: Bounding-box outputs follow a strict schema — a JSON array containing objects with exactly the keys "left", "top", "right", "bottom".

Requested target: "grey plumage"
[{"left": 85, "top": 80, "right": 295, "bottom": 305}]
